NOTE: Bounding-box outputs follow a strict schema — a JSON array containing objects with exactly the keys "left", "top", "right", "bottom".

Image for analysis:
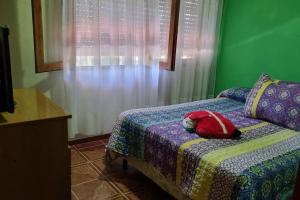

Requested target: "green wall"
[{"left": 215, "top": 0, "right": 300, "bottom": 94}]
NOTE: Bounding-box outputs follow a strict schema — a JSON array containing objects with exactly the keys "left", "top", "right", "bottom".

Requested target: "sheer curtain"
[
  {"left": 159, "top": 0, "right": 223, "bottom": 105},
  {"left": 63, "top": 0, "right": 160, "bottom": 138},
  {"left": 62, "top": 0, "right": 223, "bottom": 138}
]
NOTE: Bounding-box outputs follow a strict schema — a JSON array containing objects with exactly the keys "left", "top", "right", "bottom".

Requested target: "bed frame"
[
  {"left": 106, "top": 148, "right": 300, "bottom": 200},
  {"left": 105, "top": 148, "right": 188, "bottom": 199}
]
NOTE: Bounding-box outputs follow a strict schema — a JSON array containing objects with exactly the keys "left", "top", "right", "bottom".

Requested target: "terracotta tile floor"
[{"left": 71, "top": 139, "right": 175, "bottom": 200}]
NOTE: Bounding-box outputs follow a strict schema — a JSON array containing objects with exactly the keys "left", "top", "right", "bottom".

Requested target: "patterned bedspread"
[{"left": 107, "top": 97, "right": 300, "bottom": 200}]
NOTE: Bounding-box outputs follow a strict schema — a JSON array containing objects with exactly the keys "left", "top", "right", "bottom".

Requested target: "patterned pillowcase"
[
  {"left": 244, "top": 74, "right": 300, "bottom": 131},
  {"left": 218, "top": 87, "right": 251, "bottom": 102}
]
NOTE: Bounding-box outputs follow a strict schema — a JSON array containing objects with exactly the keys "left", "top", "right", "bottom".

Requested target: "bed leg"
[
  {"left": 122, "top": 159, "right": 128, "bottom": 170},
  {"left": 104, "top": 146, "right": 113, "bottom": 165}
]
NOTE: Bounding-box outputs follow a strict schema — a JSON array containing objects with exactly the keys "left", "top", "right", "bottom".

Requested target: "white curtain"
[
  {"left": 159, "top": 0, "right": 223, "bottom": 105},
  {"left": 63, "top": 0, "right": 160, "bottom": 138},
  {"left": 62, "top": 0, "right": 223, "bottom": 138}
]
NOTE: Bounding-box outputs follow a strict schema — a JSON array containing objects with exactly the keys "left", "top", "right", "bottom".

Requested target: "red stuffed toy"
[{"left": 183, "top": 110, "right": 241, "bottom": 139}]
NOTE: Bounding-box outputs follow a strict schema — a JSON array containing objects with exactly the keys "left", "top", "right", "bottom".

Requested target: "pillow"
[
  {"left": 218, "top": 87, "right": 251, "bottom": 102},
  {"left": 244, "top": 74, "right": 300, "bottom": 131}
]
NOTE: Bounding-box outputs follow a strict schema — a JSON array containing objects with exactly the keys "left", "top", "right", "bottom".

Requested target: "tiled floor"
[{"left": 71, "top": 139, "right": 175, "bottom": 200}]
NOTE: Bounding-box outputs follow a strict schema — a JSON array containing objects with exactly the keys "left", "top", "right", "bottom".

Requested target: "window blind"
[
  {"left": 181, "top": 0, "right": 201, "bottom": 59},
  {"left": 75, "top": 0, "right": 173, "bottom": 67},
  {"left": 159, "top": 0, "right": 172, "bottom": 62}
]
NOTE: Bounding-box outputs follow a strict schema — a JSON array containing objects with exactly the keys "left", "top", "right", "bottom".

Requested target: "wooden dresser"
[{"left": 0, "top": 89, "right": 71, "bottom": 200}]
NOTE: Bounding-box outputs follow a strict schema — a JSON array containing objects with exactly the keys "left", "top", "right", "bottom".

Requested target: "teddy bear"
[{"left": 183, "top": 110, "right": 241, "bottom": 139}]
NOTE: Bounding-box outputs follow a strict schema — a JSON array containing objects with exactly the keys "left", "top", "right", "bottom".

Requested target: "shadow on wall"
[
  {"left": 1, "top": 0, "right": 25, "bottom": 87},
  {"left": 33, "top": 71, "right": 66, "bottom": 108}
]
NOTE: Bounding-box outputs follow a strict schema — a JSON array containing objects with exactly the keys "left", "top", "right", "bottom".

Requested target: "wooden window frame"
[
  {"left": 159, "top": 0, "right": 180, "bottom": 71},
  {"left": 32, "top": 0, "right": 179, "bottom": 72},
  {"left": 31, "top": 0, "right": 63, "bottom": 73}
]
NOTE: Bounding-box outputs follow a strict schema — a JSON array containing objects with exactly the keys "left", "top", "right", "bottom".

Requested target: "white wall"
[{"left": 0, "top": 0, "right": 64, "bottom": 101}]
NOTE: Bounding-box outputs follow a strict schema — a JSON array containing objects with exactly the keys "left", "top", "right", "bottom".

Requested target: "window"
[
  {"left": 32, "top": 0, "right": 63, "bottom": 73},
  {"left": 32, "top": 0, "right": 180, "bottom": 72},
  {"left": 159, "top": 0, "right": 180, "bottom": 70}
]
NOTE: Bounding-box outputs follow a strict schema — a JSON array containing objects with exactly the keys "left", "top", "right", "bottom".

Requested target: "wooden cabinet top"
[{"left": 0, "top": 89, "right": 71, "bottom": 126}]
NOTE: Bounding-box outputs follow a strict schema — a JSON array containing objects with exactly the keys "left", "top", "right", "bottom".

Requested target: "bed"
[{"left": 106, "top": 94, "right": 300, "bottom": 200}]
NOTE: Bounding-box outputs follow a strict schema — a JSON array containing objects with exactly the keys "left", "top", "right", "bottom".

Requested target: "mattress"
[{"left": 107, "top": 97, "right": 300, "bottom": 200}]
